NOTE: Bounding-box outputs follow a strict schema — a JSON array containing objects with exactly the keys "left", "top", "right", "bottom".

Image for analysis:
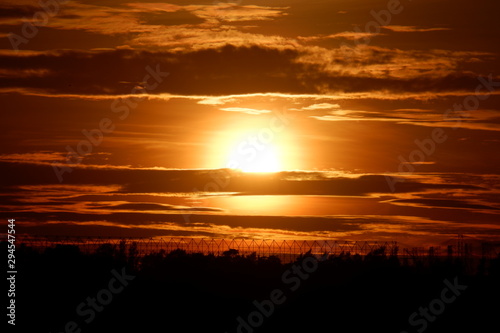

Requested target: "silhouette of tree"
[
  {"left": 5, "top": 240, "right": 500, "bottom": 333},
  {"left": 222, "top": 248, "right": 239, "bottom": 257}
]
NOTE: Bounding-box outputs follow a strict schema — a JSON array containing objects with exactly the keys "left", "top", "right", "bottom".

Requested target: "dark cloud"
[
  {"left": 0, "top": 46, "right": 494, "bottom": 97},
  {"left": 89, "top": 202, "right": 223, "bottom": 212},
  {"left": 389, "top": 198, "right": 500, "bottom": 211},
  {"left": 4, "top": 207, "right": 500, "bottom": 243},
  {"left": 0, "top": 161, "right": 483, "bottom": 196},
  {"left": 0, "top": 5, "right": 38, "bottom": 19},
  {"left": 139, "top": 10, "right": 205, "bottom": 26},
  {"left": 1, "top": 161, "right": 498, "bottom": 244}
]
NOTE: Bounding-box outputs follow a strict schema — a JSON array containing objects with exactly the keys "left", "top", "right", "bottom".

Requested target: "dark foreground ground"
[{"left": 5, "top": 242, "right": 500, "bottom": 333}]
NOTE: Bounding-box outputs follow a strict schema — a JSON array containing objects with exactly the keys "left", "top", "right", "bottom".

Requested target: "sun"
[
  {"left": 240, "top": 145, "right": 281, "bottom": 172},
  {"left": 226, "top": 139, "right": 282, "bottom": 173},
  {"left": 207, "top": 120, "right": 298, "bottom": 173}
]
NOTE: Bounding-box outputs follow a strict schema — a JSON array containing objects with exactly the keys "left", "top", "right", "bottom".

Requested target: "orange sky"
[{"left": 1, "top": 0, "right": 499, "bottom": 248}]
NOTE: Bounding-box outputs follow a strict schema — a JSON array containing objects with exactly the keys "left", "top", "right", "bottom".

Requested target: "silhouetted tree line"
[{"left": 4, "top": 241, "right": 499, "bottom": 333}]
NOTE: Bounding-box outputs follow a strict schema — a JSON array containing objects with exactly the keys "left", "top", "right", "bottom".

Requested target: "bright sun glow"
[
  {"left": 226, "top": 139, "right": 282, "bottom": 173},
  {"left": 220, "top": 125, "right": 282, "bottom": 172},
  {"left": 207, "top": 117, "right": 299, "bottom": 172}
]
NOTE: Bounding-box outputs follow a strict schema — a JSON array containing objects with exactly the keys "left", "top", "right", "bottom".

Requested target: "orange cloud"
[
  {"left": 220, "top": 107, "right": 271, "bottom": 115},
  {"left": 383, "top": 25, "right": 451, "bottom": 32},
  {"left": 298, "top": 31, "right": 380, "bottom": 42}
]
